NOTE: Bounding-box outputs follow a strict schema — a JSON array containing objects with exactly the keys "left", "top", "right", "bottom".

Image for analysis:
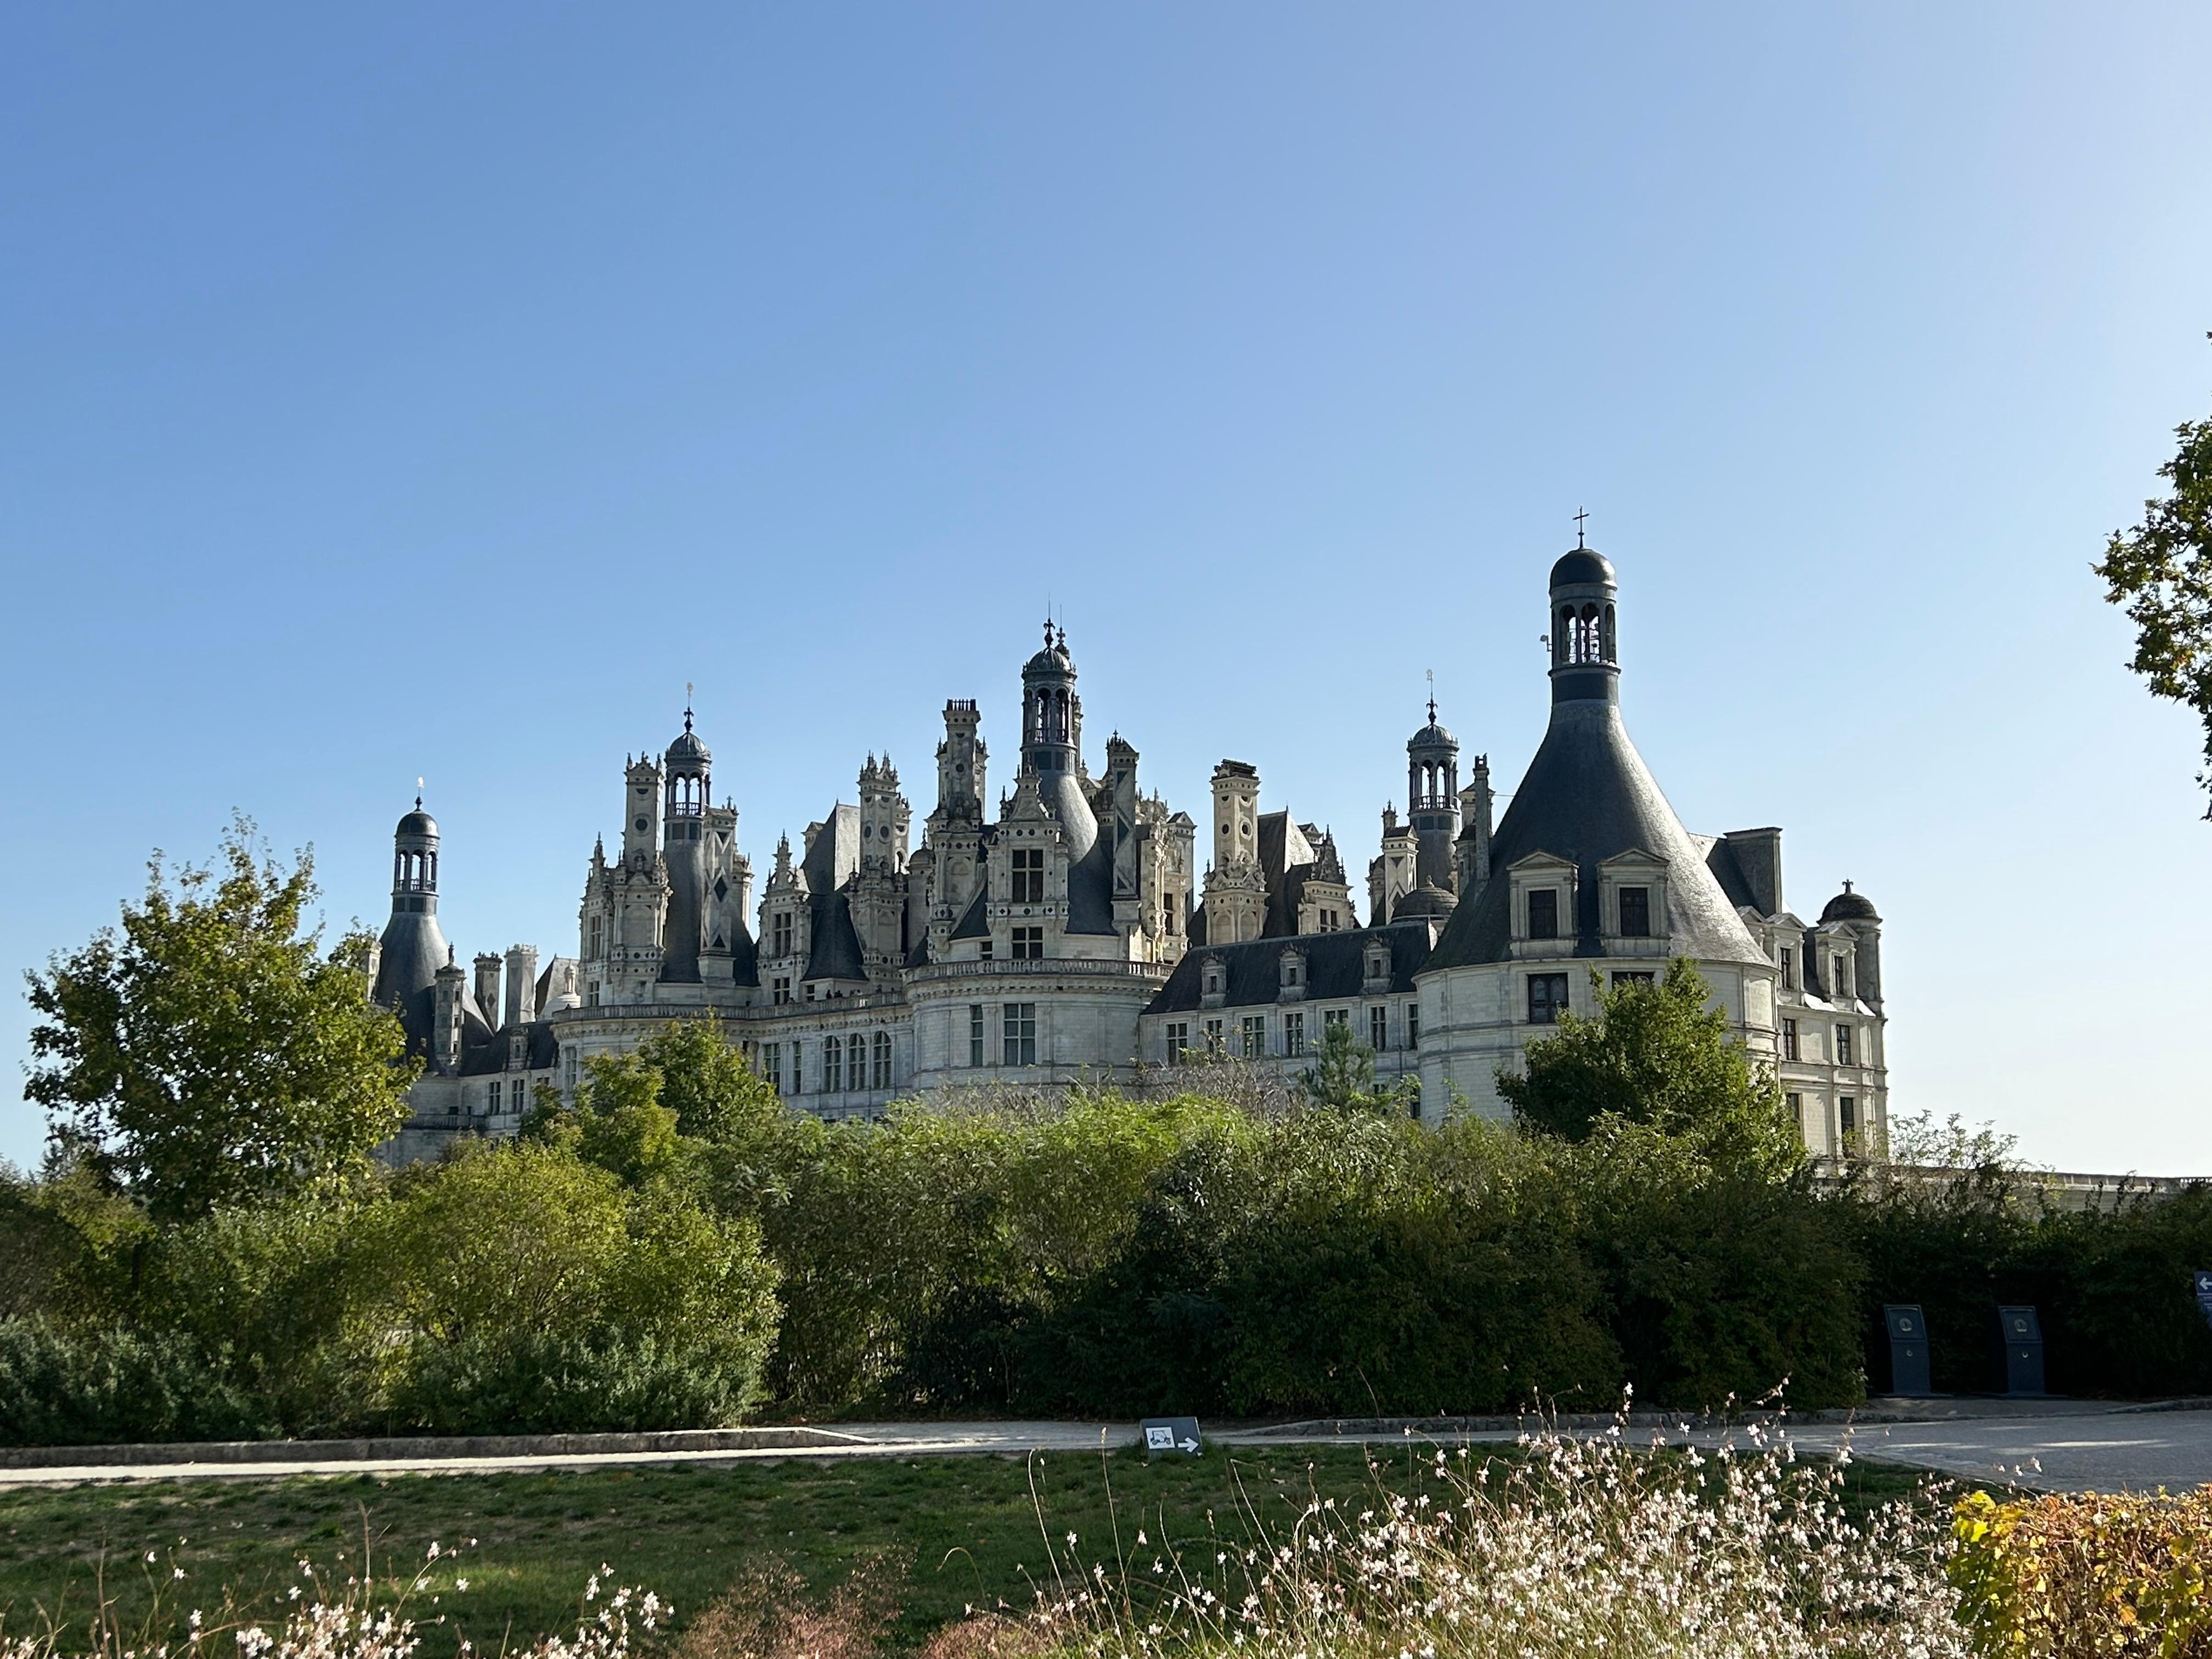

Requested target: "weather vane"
[
  {"left": 1426, "top": 668, "right": 1437, "bottom": 724},
  {"left": 684, "top": 681, "right": 695, "bottom": 732},
  {"left": 415, "top": 775, "right": 424, "bottom": 809}
]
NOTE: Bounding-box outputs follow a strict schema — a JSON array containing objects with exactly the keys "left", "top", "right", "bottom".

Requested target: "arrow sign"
[{"left": 1141, "top": 1416, "right": 1203, "bottom": 1459}]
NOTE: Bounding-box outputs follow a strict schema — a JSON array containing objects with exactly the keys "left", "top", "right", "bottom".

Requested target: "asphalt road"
[{"left": 7, "top": 1408, "right": 2212, "bottom": 1493}]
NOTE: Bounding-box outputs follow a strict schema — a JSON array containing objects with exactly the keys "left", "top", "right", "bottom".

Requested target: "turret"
[
  {"left": 858, "top": 754, "right": 909, "bottom": 874},
  {"left": 934, "top": 700, "right": 986, "bottom": 823},
  {"left": 1019, "top": 623, "right": 1097, "bottom": 856},
  {"left": 1407, "top": 697, "right": 1460, "bottom": 890},
  {"left": 660, "top": 709, "right": 711, "bottom": 983},
  {"left": 371, "top": 795, "right": 456, "bottom": 1056},
  {"left": 1202, "top": 759, "right": 1266, "bottom": 944},
  {"left": 1548, "top": 535, "right": 1620, "bottom": 705}
]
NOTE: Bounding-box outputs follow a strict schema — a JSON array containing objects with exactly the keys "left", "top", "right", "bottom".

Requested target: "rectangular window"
[
  {"left": 872, "top": 1030, "right": 891, "bottom": 1089},
  {"left": 1324, "top": 1007, "right": 1348, "bottom": 1030},
  {"left": 772, "top": 913, "right": 792, "bottom": 956},
  {"left": 1836, "top": 1024, "right": 1854, "bottom": 1066},
  {"left": 791, "top": 1042, "right": 804, "bottom": 1093},
  {"left": 586, "top": 981, "right": 600, "bottom": 1007},
  {"left": 1839, "top": 1096, "right": 1859, "bottom": 1142},
  {"left": 562, "top": 1048, "right": 578, "bottom": 1092},
  {"left": 1010, "top": 847, "right": 1045, "bottom": 904},
  {"left": 968, "top": 1004, "right": 985, "bottom": 1068},
  {"left": 1836, "top": 955, "right": 1854, "bottom": 999},
  {"left": 772, "top": 975, "right": 791, "bottom": 1006},
  {"left": 1204, "top": 1017, "right": 1223, "bottom": 1052},
  {"left": 1406, "top": 1003, "right": 1420, "bottom": 1047},
  {"left": 763, "top": 1042, "right": 781, "bottom": 1091},
  {"left": 1285, "top": 1011, "right": 1306, "bottom": 1057},
  {"left": 823, "top": 1035, "right": 842, "bottom": 1092},
  {"left": 1165, "top": 1020, "right": 1189, "bottom": 1062},
  {"left": 1240, "top": 1015, "right": 1264, "bottom": 1059},
  {"left": 1528, "top": 888, "right": 1560, "bottom": 940},
  {"left": 1779, "top": 947, "right": 1794, "bottom": 990},
  {"left": 1617, "top": 886, "right": 1650, "bottom": 938},
  {"left": 1164, "top": 902, "right": 1179, "bottom": 935},
  {"left": 1787, "top": 1091, "right": 1803, "bottom": 1135},
  {"left": 1527, "top": 973, "right": 1570, "bottom": 1024},
  {"left": 588, "top": 916, "right": 603, "bottom": 957},
  {"left": 1782, "top": 1018, "right": 1799, "bottom": 1060},
  {"left": 1012, "top": 925, "right": 1044, "bottom": 960},
  {"left": 1370, "top": 1005, "right": 1390, "bottom": 1052},
  {"left": 511, "top": 1077, "right": 527, "bottom": 1111},
  {"left": 1002, "top": 1002, "right": 1037, "bottom": 1066},
  {"left": 1610, "top": 970, "right": 1654, "bottom": 988},
  {"left": 979, "top": 939, "right": 993, "bottom": 961}
]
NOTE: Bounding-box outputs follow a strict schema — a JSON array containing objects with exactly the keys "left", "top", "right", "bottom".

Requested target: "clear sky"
[{"left": 4, "top": 4, "right": 2210, "bottom": 1173}]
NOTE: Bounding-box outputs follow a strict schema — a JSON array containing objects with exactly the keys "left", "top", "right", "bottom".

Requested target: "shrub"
[
  {"left": 1952, "top": 1487, "right": 2212, "bottom": 1655},
  {"left": 0, "top": 1317, "right": 268, "bottom": 1444},
  {"left": 366, "top": 1141, "right": 780, "bottom": 1433}
]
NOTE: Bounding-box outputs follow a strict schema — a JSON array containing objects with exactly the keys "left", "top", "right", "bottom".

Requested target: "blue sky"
[{"left": 4, "top": 3, "right": 2210, "bottom": 1172}]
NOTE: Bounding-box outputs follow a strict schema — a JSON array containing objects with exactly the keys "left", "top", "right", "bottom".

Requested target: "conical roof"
[{"left": 1424, "top": 699, "right": 1767, "bottom": 971}]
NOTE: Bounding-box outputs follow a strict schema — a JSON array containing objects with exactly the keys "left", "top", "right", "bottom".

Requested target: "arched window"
[
  {"left": 823, "top": 1035, "right": 842, "bottom": 1092},
  {"left": 1601, "top": 603, "right": 1616, "bottom": 662},
  {"left": 872, "top": 1030, "right": 891, "bottom": 1089}
]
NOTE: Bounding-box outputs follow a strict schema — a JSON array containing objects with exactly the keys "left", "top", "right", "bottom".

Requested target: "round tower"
[
  {"left": 1548, "top": 540, "right": 1620, "bottom": 705},
  {"left": 1406, "top": 699, "right": 1460, "bottom": 891},
  {"left": 372, "top": 795, "right": 454, "bottom": 1053},
  {"left": 660, "top": 708, "right": 712, "bottom": 984},
  {"left": 1018, "top": 623, "right": 1097, "bottom": 856}
]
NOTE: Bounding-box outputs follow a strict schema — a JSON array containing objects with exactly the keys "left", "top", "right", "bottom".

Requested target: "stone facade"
[{"left": 370, "top": 550, "right": 1889, "bottom": 1161}]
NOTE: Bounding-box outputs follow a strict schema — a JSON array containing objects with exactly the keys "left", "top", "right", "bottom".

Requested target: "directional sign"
[
  {"left": 1141, "top": 1416, "right": 1203, "bottom": 1458},
  {"left": 2194, "top": 1271, "right": 2212, "bottom": 1330}
]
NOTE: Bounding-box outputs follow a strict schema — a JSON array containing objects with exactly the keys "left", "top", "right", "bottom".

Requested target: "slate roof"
[
  {"left": 804, "top": 889, "right": 868, "bottom": 982},
  {"left": 1424, "top": 699, "right": 1769, "bottom": 972},
  {"left": 1145, "top": 921, "right": 1435, "bottom": 1015}
]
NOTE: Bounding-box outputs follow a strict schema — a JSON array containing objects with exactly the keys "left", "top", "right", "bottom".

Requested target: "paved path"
[{"left": 10, "top": 1410, "right": 2212, "bottom": 1494}]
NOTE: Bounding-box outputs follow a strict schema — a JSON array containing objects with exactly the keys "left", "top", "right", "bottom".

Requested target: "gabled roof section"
[
  {"left": 1146, "top": 921, "right": 1434, "bottom": 1015},
  {"left": 1425, "top": 701, "right": 1768, "bottom": 972},
  {"left": 949, "top": 879, "right": 990, "bottom": 941},
  {"left": 802, "top": 805, "right": 861, "bottom": 893}
]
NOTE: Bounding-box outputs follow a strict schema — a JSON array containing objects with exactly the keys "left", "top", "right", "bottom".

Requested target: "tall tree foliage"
[
  {"left": 2097, "top": 349, "right": 2212, "bottom": 815},
  {"left": 1496, "top": 958, "right": 1799, "bottom": 1171},
  {"left": 22, "top": 817, "right": 414, "bottom": 1221}
]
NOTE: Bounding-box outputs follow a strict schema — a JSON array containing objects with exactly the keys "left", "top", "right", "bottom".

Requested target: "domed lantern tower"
[{"left": 659, "top": 704, "right": 712, "bottom": 984}]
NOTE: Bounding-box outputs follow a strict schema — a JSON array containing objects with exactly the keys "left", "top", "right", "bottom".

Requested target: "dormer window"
[
  {"left": 1011, "top": 847, "right": 1045, "bottom": 904},
  {"left": 771, "top": 913, "right": 793, "bottom": 957},
  {"left": 1779, "top": 947, "right": 1794, "bottom": 989},
  {"left": 1528, "top": 889, "right": 1560, "bottom": 940},
  {"left": 1617, "top": 887, "right": 1650, "bottom": 938}
]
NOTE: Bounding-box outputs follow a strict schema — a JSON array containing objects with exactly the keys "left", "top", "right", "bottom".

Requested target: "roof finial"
[
  {"left": 1574, "top": 505, "right": 1589, "bottom": 548},
  {"left": 415, "top": 776, "right": 424, "bottom": 810},
  {"left": 684, "top": 682, "right": 695, "bottom": 733},
  {"left": 1426, "top": 669, "right": 1436, "bottom": 725},
  {"left": 1842, "top": 878, "right": 1854, "bottom": 893},
  {"left": 1043, "top": 617, "right": 1054, "bottom": 649}
]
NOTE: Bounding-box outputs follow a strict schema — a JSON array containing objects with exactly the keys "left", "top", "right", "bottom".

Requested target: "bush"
[
  {"left": 1952, "top": 1487, "right": 2212, "bottom": 1655},
  {"left": 0, "top": 1317, "right": 268, "bottom": 1444},
  {"left": 366, "top": 1141, "right": 780, "bottom": 1433}
]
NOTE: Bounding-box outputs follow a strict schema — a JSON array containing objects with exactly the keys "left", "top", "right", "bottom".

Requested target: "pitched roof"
[
  {"left": 1145, "top": 921, "right": 1434, "bottom": 1015},
  {"left": 1425, "top": 700, "right": 1769, "bottom": 972},
  {"left": 804, "top": 889, "right": 868, "bottom": 982}
]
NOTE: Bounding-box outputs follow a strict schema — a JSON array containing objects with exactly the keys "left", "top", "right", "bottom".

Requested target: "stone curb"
[{"left": 0, "top": 1425, "right": 865, "bottom": 1470}]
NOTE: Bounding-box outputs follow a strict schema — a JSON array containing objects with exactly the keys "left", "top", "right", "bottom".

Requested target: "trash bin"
[
  {"left": 1882, "top": 1304, "right": 1932, "bottom": 1396},
  {"left": 1995, "top": 1305, "right": 2045, "bottom": 1396}
]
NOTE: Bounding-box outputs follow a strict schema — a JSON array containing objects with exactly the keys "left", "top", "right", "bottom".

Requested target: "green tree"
[
  {"left": 23, "top": 817, "right": 414, "bottom": 1221},
  {"left": 1299, "top": 1017, "right": 1414, "bottom": 1115},
  {"left": 635, "top": 1018, "right": 783, "bottom": 1144},
  {"left": 1497, "top": 958, "right": 1798, "bottom": 1172},
  {"left": 2096, "top": 353, "right": 2212, "bottom": 816}
]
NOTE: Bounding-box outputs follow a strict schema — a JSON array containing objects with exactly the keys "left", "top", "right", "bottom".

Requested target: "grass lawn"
[{"left": 0, "top": 1446, "right": 1960, "bottom": 1654}]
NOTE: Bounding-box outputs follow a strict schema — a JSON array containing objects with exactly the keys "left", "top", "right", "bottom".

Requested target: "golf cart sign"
[{"left": 1143, "top": 1417, "right": 1202, "bottom": 1458}]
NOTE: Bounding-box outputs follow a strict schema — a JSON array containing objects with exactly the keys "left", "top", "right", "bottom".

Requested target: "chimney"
[
  {"left": 473, "top": 953, "right": 503, "bottom": 1028},
  {"left": 433, "top": 953, "right": 467, "bottom": 1074},
  {"left": 1723, "top": 828, "right": 1784, "bottom": 918},
  {"left": 505, "top": 944, "right": 539, "bottom": 1027}
]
